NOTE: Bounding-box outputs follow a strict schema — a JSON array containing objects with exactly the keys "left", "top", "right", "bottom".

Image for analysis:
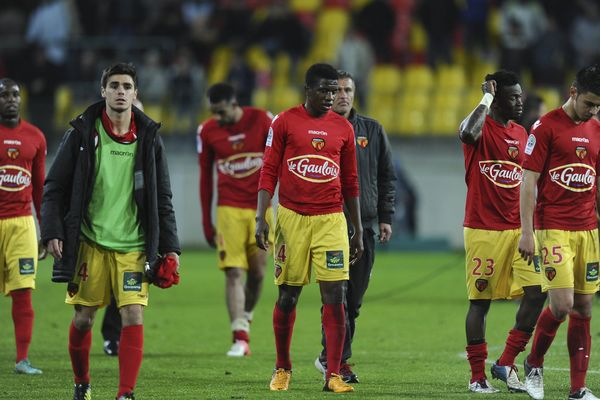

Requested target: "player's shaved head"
[
  {"left": 305, "top": 63, "right": 338, "bottom": 88},
  {"left": 0, "top": 78, "right": 18, "bottom": 89}
]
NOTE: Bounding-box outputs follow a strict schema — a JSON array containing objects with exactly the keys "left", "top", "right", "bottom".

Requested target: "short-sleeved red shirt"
[
  {"left": 258, "top": 105, "right": 359, "bottom": 215},
  {"left": 463, "top": 116, "right": 528, "bottom": 230},
  {"left": 523, "top": 107, "right": 600, "bottom": 231},
  {"left": 0, "top": 119, "right": 46, "bottom": 223}
]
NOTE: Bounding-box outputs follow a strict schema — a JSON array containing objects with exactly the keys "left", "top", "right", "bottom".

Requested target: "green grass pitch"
[{"left": 1, "top": 250, "right": 599, "bottom": 399}]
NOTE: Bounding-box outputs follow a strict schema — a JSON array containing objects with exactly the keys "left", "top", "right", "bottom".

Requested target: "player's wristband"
[{"left": 479, "top": 93, "right": 494, "bottom": 108}]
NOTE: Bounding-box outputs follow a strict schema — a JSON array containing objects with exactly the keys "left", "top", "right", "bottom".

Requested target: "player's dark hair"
[
  {"left": 207, "top": 83, "right": 236, "bottom": 103},
  {"left": 101, "top": 62, "right": 137, "bottom": 88},
  {"left": 0, "top": 78, "right": 18, "bottom": 88},
  {"left": 337, "top": 70, "right": 354, "bottom": 81},
  {"left": 573, "top": 64, "right": 600, "bottom": 96},
  {"left": 305, "top": 63, "right": 338, "bottom": 87},
  {"left": 484, "top": 70, "right": 520, "bottom": 93}
]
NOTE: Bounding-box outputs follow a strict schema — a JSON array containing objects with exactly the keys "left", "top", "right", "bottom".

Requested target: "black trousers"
[
  {"left": 101, "top": 295, "right": 122, "bottom": 342},
  {"left": 320, "top": 228, "right": 376, "bottom": 363}
]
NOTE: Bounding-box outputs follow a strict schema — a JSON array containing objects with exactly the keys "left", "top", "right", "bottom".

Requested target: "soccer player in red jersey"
[
  {"left": 197, "top": 82, "right": 273, "bottom": 357},
  {"left": 519, "top": 65, "right": 600, "bottom": 400},
  {"left": 255, "top": 63, "right": 363, "bottom": 393},
  {"left": 460, "top": 70, "right": 546, "bottom": 394},
  {"left": 42, "top": 63, "right": 180, "bottom": 400},
  {"left": 0, "top": 78, "right": 46, "bottom": 375}
]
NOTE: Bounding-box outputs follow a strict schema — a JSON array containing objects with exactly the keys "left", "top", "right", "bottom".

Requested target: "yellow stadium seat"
[
  {"left": 252, "top": 88, "right": 270, "bottom": 111},
  {"left": 436, "top": 64, "right": 466, "bottom": 91},
  {"left": 396, "top": 109, "right": 427, "bottom": 136},
  {"left": 398, "top": 91, "right": 430, "bottom": 111},
  {"left": 245, "top": 46, "right": 271, "bottom": 73},
  {"left": 54, "top": 85, "right": 73, "bottom": 129},
  {"left": 208, "top": 46, "right": 233, "bottom": 84},
  {"left": 403, "top": 65, "right": 434, "bottom": 90},
  {"left": 461, "top": 88, "right": 485, "bottom": 116},
  {"left": 270, "top": 86, "right": 302, "bottom": 114},
  {"left": 369, "top": 65, "right": 402, "bottom": 95},
  {"left": 429, "top": 109, "right": 460, "bottom": 136},
  {"left": 290, "top": 0, "right": 322, "bottom": 12},
  {"left": 409, "top": 22, "right": 428, "bottom": 54},
  {"left": 535, "top": 87, "right": 563, "bottom": 111}
]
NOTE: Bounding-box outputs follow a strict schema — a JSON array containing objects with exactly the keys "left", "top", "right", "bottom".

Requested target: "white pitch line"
[{"left": 458, "top": 351, "right": 600, "bottom": 374}]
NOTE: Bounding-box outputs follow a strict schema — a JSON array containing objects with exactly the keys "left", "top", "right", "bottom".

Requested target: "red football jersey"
[
  {"left": 523, "top": 107, "right": 600, "bottom": 230},
  {"left": 463, "top": 116, "right": 528, "bottom": 230},
  {"left": 197, "top": 107, "right": 272, "bottom": 220},
  {"left": 0, "top": 119, "right": 46, "bottom": 223},
  {"left": 259, "top": 105, "right": 359, "bottom": 215}
]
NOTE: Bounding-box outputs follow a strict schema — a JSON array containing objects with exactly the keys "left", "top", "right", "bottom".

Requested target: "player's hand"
[
  {"left": 47, "top": 238, "right": 63, "bottom": 260},
  {"left": 165, "top": 252, "right": 180, "bottom": 270},
  {"left": 518, "top": 232, "right": 535, "bottom": 265},
  {"left": 255, "top": 217, "right": 270, "bottom": 251},
  {"left": 481, "top": 79, "right": 496, "bottom": 97},
  {"left": 204, "top": 225, "right": 216, "bottom": 248},
  {"left": 349, "top": 231, "right": 364, "bottom": 265},
  {"left": 38, "top": 239, "right": 48, "bottom": 260},
  {"left": 378, "top": 223, "right": 392, "bottom": 244}
]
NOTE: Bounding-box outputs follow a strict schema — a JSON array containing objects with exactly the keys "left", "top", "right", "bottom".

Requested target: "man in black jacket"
[
  {"left": 315, "top": 70, "right": 396, "bottom": 383},
  {"left": 41, "top": 62, "right": 180, "bottom": 400}
]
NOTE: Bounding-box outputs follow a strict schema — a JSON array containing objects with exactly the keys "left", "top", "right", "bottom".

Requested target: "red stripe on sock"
[
  {"left": 273, "top": 303, "right": 296, "bottom": 370},
  {"left": 118, "top": 324, "right": 144, "bottom": 398},
  {"left": 323, "top": 303, "right": 346, "bottom": 380},
  {"left": 11, "top": 289, "right": 34, "bottom": 362},
  {"left": 528, "top": 307, "right": 564, "bottom": 367},
  {"left": 498, "top": 329, "right": 532, "bottom": 366},
  {"left": 568, "top": 313, "right": 591, "bottom": 393},
  {"left": 233, "top": 330, "right": 250, "bottom": 343},
  {"left": 466, "top": 342, "right": 487, "bottom": 383},
  {"left": 69, "top": 321, "right": 92, "bottom": 384}
]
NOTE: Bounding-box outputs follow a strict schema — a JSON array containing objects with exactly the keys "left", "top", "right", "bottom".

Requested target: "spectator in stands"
[
  {"left": 336, "top": 26, "right": 375, "bottom": 109},
  {"left": 168, "top": 46, "right": 205, "bottom": 134},
  {"left": 137, "top": 50, "right": 168, "bottom": 104},
  {"left": 570, "top": 0, "right": 600, "bottom": 69},
  {"left": 519, "top": 93, "right": 546, "bottom": 133},
  {"left": 499, "top": 0, "right": 547, "bottom": 74},
  {"left": 418, "top": 0, "right": 460, "bottom": 67},
  {"left": 531, "top": 15, "right": 570, "bottom": 88},
  {"left": 355, "top": 0, "right": 395, "bottom": 63}
]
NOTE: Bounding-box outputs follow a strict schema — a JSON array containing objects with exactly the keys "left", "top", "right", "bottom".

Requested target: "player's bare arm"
[
  {"left": 345, "top": 196, "right": 363, "bottom": 264},
  {"left": 459, "top": 80, "right": 497, "bottom": 145},
  {"left": 255, "top": 189, "right": 272, "bottom": 251},
  {"left": 518, "top": 169, "right": 540, "bottom": 264}
]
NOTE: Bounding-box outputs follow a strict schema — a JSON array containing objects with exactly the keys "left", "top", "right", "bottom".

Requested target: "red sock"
[
  {"left": 69, "top": 322, "right": 92, "bottom": 384},
  {"left": 567, "top": 313, "right": 591, "bottom": 393},
  {"left": 233, "top": 330, "right": 250, "bottom": 342},
  {"left": 528, "top": 307, "right": 564, "bottom": 367},
  {"left": 497, "top": 329, "right": 532, "bottom": 366},
  {"left": 273, "top": 303, "right": 296, "bottom": 370},
  {"left": 323, "top": 303, "right": 346, "bottom": 380},
  {"left": 466, "top": 342, "right": 487, "bottom": 383},
  {"left": 117, "top": 325, "right": 144, "bottom": 397},
  {"left": 11, "top": 289, "right": 34, "bottom": 362}
]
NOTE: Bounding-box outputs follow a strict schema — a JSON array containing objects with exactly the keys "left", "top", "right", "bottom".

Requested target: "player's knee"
[
  {"left": 73, "top": 310, "right": 96, "bottom": 331},
  {"left": 120, "top": 304, "right": 143, "bottom": 326},
  {"left": 550, "top": 301, "right": 573, "bottom": 320},
  {"left": 523, "top": 286, "right": 547, "bottom": 308},
  {"left": 224, "top": 267, "right": 243, "bottom": 282},
  {"left": 277, "top": 295, "right": 298, "bottom": 313},
  {"left": 468, "top": 299, "right": 491, "bottom": 316}
]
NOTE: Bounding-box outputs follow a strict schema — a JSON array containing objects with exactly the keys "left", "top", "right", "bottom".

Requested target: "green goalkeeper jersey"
[{"left": 81, "top": 118, "right": 145, "bottom": 252}]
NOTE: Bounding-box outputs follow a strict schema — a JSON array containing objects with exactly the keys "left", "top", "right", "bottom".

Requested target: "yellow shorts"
[
  {"left": 0, "top": 216, "right": 38, "bottom": 295},
  {"left": 273, "top": 205, "right": 349, "bottom": 286},
  {"left": 215, "top": 206, "right": 273, "bottom": 270},
  {"left": 66, "top": 240, "right": 149, "bottom": 308},
  {"left": 464, "top": 228, "right": 542, "bottom": 300},
  {"left": 535, "top": 229, "right": 599, "bottom": 294}
]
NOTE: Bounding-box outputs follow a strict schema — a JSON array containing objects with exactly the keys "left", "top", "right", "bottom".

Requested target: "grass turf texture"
[{"left": 1, "top": 250, "right": 599, "bottom": 399}]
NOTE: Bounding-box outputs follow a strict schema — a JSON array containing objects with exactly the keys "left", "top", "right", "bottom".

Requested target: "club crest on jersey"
[
  {"left": 0, "top": 165, "right": 32, "bottom": 192},
  {"left": 287, "top": 155, "right": 339, "bottom": 183},
  {"left": 7, "top": 148, "right": 19, "bottom": 159},
  {"left": 576, "top": 146, "right": 587, "bottom": 160},
  {"left": 357, "top": 136, "right": 368, "bottom": 148},
  {"left": 507, "top": 146, "right": 519, "bottom": 160},
  {"left": 545, "top": 267, "right": 556, "bottom": 281},
  {"left": 217, "top": 152, "right": 263, "bottom": 178},
  {"left": 479, "top": 160, "right": 523, "bottom": 188},
  {"left": 549, "top": 163, "right": 596, "bottom": 192},
  {"left": 311, "top": 138, "right": 325, "bottom": 151},
  {"left": 475, "top": 279, "right": 488, "bottom": 292},
  {"left": 228, "top": 133, "right": 246, "bottom": 151}
]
